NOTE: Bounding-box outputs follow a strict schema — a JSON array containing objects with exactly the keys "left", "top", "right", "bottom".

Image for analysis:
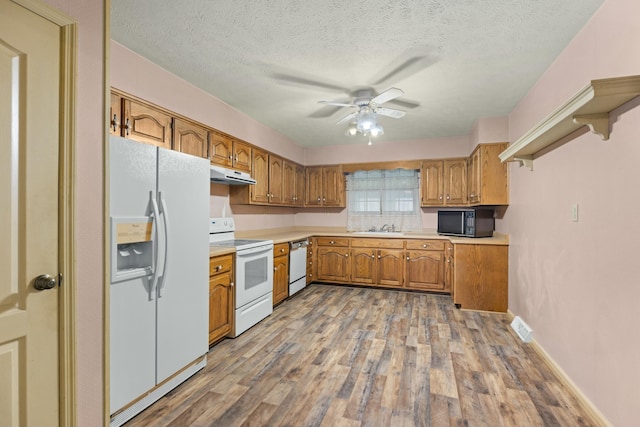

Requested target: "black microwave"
[{"left": 437, "top": 208, "right": 495, "bottom": 238}]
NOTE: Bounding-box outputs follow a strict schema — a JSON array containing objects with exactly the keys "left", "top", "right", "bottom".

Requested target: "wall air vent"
[{"left": 510, "top": 316, "right": 533, "bottom": 343}]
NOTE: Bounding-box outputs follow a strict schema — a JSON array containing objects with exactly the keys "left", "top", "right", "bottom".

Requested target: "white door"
[{"left": 0, "top": 1, "right": 61, "bottom": 426}]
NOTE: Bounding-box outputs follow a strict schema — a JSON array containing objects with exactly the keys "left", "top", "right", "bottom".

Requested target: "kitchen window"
[{"left": 346, "top": 169, "right": 422, "bottom": 232}]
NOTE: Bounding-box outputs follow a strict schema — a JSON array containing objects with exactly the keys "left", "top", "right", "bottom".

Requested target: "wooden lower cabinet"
[
  {"left": 453, "top": 244, "right": 508, "bottom": 312},
  {"left": 273, "top": 243, "right": 289, "bottom": 306},
  {"left": 316, "top": 245, "right": 350, "bottom": 283},
  {"left": 405, "top": 250, "right": 446, "bottom": 291},
  {"left": 209, "top": 254, "right": 234, "bottom": 345},
  {"left": 376, "top": 249, "right": 404, "bottom": 288},
  {"left": 351, "top": 248, "right": 376, "bottom": 285}
]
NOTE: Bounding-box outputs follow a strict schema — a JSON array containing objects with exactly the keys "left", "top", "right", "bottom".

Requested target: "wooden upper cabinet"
[
  {"left": 250, "top": 148, "right": 270, "bottom": 204},
  {"left": 268, "top": 155, "right": 284, "bottom": 204},
  {"left": 443, "top": 158, "right": 467, "bottom": 205},
  {"left": 173, "top": 118, "right": 209, "bottom": 159},
  {"left": 305, "top": 165, "right": 345, "bottom": 207},
  {"left": 123, "top": 98, "right": 173, "bottom": 150},
  {"left": 209, "top": 132, "right": 232, "bottom": 167},
  {"left": 421, "top": 159, "right": 466, "bottom": 206},
  {"left": 468, "top": 143, "right": 509, "bottom": 206},
  {"left": 109, "top": 92, "right": 123, "bottom": 136},
  {"left": 283, "top": 161, "right": 305, "bottom": 206},
  {"left": 232, "top": 140, "right": 252, "bottom": 173},
  {"left": 421, "top": 160, "right": 443, "bottom": 205}
]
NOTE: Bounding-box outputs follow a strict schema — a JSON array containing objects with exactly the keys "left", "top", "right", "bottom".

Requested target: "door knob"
[{"left": 33, "top": 274, "right": 57, "bottom": 291}]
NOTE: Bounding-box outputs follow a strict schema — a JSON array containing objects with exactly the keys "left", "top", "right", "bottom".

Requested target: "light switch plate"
[{"left": 571, "top": 204, "right": 579, "bottom": 222}]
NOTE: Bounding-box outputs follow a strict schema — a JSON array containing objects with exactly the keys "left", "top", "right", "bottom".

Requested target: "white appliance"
[
  {"left": 109, "top": 136, "right": 209, "bottom": 427},
  {"left": 210, "top": 164, "right": 257, "bottom": 185},
  {"left": 289, "top": 239, "right": 308, "bottom": 295},
  {"left": 209, "top": 218, "right": 274, "bottom": 336}
]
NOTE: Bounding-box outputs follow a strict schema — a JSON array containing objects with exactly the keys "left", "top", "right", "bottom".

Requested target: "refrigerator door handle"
[
  {"left": 157, "top": 191, "right": 171, "bottom": 297},
  {"left": 148, "top": 191, "right": 161, "bottom": 301}
]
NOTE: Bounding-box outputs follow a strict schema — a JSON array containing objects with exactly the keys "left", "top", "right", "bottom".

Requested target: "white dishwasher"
[{"left": 289, "top": 239, "right": 308, "bottom": 296}]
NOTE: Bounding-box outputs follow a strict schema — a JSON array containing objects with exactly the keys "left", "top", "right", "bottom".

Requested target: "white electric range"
[{"left": 209, "top": 218, "right": 274, "bottom": 337}]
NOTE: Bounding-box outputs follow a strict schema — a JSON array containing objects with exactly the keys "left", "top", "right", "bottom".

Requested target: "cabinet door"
[
  {"left": 468, "top": 148, "right": 481, "bottom": 204},
  {"left": 250, "top": 148, "right": 270, "bottom": 204},
  {"left": 283, "top": 161, "right": 296, "bottom": 205},
  {"left": 405, "top": 250, "right": 445, "bottom": 291},
  {"left": 294, "top": 164, "right": 305, "bottom": 206},
  {"left": 123, "top": 98, "right": 172, "bottom": 150},
  {"left": 173, "top": 118, "right": 209, "bottom": 159},
  {"left": 317, "top": 247, "right": 350, "bottom": 282},
  {"left": 443, "top": 159, "right": 467, "bottom": 205},
  {"left": 210, "top": 132, "right": 232, "bottom": 167},
  {"left": 109, "top": 92, "right": 122, "bottom": 136},
  {"left": 268, "top": 155, "right": 284, "bottom": 205},
  {"left": 421, "top": 160, "right": 444, "bottom": 206},
  {"left": 209, "top": 272, "right": 233, "bottom": 345},
  {"left": 322, "top": 165, "right": 345, "bottom": 207},
  {"left": 444, "top": 242, "right": 453, "bottom": 294},
  {"left": 453, "top": 244, "right": 507, "bottom": 312},
  {"left": 377, "top": 249, "right": 404, "bottom": 288},
  {"left": 305, "top": 167, "right": 323, "bottom": 206},
  {"left": 273, "top": 255, "right": 289, "bottom": 306},
  {"left": 351, "top": 248, "right": 376, "bottom": 285},
  {"left": 232, "top": 140, "right": 252, "bottom": 173}
]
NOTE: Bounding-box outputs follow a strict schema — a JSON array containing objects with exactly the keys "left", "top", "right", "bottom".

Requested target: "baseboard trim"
[{"left": 506, "top": 310, "right": 611, "bottom": 427}]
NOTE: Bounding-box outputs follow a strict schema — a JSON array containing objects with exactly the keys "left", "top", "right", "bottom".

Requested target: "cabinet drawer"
[
  {"left": 274, "top": 242, "right": 289, "bottom": 256},
  {"left": 209, "top": 254, "right": 233, "bottom": 276},
  {"left": 350, "top": 238, "right": 404, "bottom": 249},
  {"left": 316, "top": 237, "right": 350, "bottom": 247},
  {"left": 405, "top": 240, "right": 445, "bottom": 251}
]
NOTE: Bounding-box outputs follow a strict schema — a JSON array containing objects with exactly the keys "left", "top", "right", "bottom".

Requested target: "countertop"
[{"left": 209, "top": 227, "right": 509, "bottom": 257}]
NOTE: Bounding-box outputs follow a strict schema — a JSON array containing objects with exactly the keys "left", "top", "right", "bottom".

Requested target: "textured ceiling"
[{"left": 111, "top": 0, "right": 605, "bottom": 147}]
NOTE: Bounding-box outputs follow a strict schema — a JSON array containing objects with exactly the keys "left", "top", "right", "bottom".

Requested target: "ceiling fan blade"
[
  {"left": 388, "top": 98, "right": 420, "bottom": 109},
  {"left": 308, "top": 105, "right": 345, "bottom": 118},
  {"left": 375, "top": 107, "right": 406, "bottom": 119},
  {"left": 336, "top": 112, "right": 357, "bottom": 125},
  {"left": 371, "top": 87, "right": 404, "bottom": 105},
  {"left": 271, "top": 73, "right": 346, "bottom": 93},
  {"left": 371, "top": 53, "right": 437, "bottom": 86},
  {"left": 318, "top": 101, "right": 358, "bottom": 108}
]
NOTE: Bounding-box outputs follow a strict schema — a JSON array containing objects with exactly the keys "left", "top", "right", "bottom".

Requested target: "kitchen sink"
[{"left": 351, "top": 231, "right": 405, "bottom": 237}]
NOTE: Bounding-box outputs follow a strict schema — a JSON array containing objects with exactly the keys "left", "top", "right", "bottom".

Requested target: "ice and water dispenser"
[{"left": 111, "top": 217, "right": 154, "bottom": 282}]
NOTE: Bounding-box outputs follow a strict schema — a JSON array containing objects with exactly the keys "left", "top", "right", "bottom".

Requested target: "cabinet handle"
[
  {"left": 378, "top": 254, "right": 381, "bottom": 259},
  {"left": 422, "top": 244, "right": 427, "bottom": 248},
  {"left": 323, "top": 197, "right": 326, "bottom": 202},
  {"left": 446, "top": 194, "right": 450, "bottom": 200},
  {"left": 234, "top": 154, "right": 238, "bottom": 162},
  {"left": 274, "top": 266, "right": 277, "bottom": 271},
  {"left": 439, "top": 195, "right": 443, "bottom": 200},
  {"left": 371, "top": 254, "right": 375, "bottom": 259},
  {"left": 228, "top": 154, "right": 232, "bottom": 161},
  {"left": 317, "top": 197, "right": 321, "bottom": 202},
  {"left": 280, "top": 248, "right": 285, "bottom": 253},
  {"left": 345, "top": 253, "right": 348, "bottom": 257},
  {"left": 215, "top": 265, "right": 223, "bottom": 272},
  {"left": 406, "top": 256, "right": 410, "bottom": 260},
  {"left": 329, "top": 241, "right": 335, "bottom": 245},
  {"left": 230, "top": 282, "right": 234, "bottom": 287},
  {"left": 124, "top": 118, "right": 130, "bottom": 135},
  {"left": 111, "top": 114, "right": 119, "bottom": 132}
]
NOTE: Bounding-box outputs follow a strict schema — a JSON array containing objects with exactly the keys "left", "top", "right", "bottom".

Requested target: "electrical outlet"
[{"left": 571, "top": 204, "right": 579, "bottom": 222}]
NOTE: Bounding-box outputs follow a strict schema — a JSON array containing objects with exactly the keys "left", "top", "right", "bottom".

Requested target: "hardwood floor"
[{"left": 124, "top": 284, "right": 596, "bottom": 427}]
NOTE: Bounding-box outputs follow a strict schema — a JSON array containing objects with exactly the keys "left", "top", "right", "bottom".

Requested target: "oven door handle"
[{"left": 235, "top": 245, "right": 273, "bottom": 257}]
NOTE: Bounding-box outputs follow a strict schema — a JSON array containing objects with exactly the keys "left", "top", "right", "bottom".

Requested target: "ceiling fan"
[{"left": 319, "top": 87, "right": 407, "bottom": 137}]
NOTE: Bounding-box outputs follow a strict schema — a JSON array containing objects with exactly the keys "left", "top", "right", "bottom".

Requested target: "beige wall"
[
  {"left": 504, "top": 0, "right": 640, "bottom": 424},
  {"left": 41, "top": 0, "right": 106, "bottom": 425}
]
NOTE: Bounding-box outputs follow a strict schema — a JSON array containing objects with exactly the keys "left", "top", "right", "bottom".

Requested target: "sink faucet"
[
  {"left": 368, "top": 226, "right": 377, "bottom": 232},
  {"left": 381, "top": 224, "right": 389, "bottom": 232}
]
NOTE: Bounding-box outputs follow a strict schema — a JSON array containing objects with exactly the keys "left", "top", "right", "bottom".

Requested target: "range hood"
[{"left": 210, "top": 165, "right": 256, "bottom": 185}]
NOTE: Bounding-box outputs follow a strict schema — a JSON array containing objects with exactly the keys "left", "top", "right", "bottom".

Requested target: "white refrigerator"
[{"left": 109, "top": 136, "right": 209, "bottom": 427}]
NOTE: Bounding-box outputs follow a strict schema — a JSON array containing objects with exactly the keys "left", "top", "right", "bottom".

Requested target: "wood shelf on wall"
[{"left": 499, "top": 75, "right": 640, "bottom": 170}]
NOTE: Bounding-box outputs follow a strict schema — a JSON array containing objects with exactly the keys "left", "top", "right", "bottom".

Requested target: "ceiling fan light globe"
[{"left": 369, "top": 124, "right": 384, "bottom": 137}]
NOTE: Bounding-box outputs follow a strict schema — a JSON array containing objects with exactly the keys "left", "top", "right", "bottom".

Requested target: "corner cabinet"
[
  {"left": 467, "top": 143, "right": 509, "bottom": 206},
  {"left": 452, "top": 244, "right": 508, "bottom": 312},
  {"left": 208, "top": 254, "right": 234, "bottom": 345},
  {"left": 305, "top": 166, "right": 345, "bottom": 207}
]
